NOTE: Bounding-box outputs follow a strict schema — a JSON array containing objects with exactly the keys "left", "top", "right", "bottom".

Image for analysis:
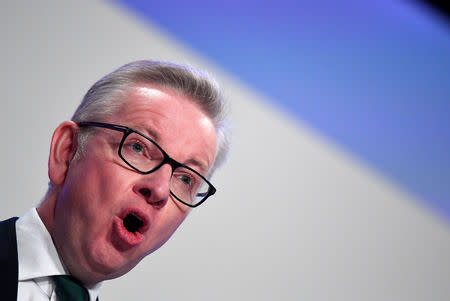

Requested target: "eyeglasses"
[{"left": 77, "top": 122, "right": 216, "bottom": 208}]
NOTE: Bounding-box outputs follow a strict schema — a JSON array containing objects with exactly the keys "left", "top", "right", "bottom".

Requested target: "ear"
[{"left": 48, "top": 121, "right": 79, "bottom": 186}]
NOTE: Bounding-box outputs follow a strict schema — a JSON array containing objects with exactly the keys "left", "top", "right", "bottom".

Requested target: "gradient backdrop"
[{"left": 1, "top": 1, "right": 449, "bottom": 300}]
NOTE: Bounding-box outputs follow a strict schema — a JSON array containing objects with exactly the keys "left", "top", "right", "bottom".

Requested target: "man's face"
[{"left": 51, "top": 85, "right": 217, "bottom": 283}]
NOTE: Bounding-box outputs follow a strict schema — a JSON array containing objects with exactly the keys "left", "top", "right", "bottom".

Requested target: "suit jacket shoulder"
[{"left": 0, "top": 217, "right": 19, "bottom": 301}]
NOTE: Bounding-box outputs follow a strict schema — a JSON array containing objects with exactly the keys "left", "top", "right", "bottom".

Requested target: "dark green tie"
[{"left": 52, "top": 275, "right": 90, "bottom": 301}]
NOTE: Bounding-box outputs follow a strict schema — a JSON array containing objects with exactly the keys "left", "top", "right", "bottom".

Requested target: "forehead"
[{"left": 108, "top": 85, "right": 217, "bottom": 171}]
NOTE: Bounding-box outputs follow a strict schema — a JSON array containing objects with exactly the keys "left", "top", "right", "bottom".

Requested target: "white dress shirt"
[{"left": 16, "top": 208, "right": 101, "bottom": 301}]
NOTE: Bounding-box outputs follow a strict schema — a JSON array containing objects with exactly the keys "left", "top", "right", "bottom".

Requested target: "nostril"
[
  {"left": 136, "top": 186, "right": 168, "bottom": 209},
  {"left": 139, "top": 188, "right": 151, "bottom": 199}
]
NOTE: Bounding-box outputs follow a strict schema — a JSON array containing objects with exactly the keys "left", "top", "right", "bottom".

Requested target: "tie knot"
[{"left": 52, "top": 275, "right": 90, "bottom": 301}]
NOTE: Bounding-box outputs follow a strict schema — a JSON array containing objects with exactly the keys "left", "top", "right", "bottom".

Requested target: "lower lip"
[{"left": 112, "top": 216, "right": 144, "bottom": 247}]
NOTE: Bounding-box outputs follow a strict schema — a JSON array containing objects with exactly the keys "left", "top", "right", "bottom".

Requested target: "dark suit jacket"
[
  {"left": 0, "top": 217, "right": 100, "bottom": 301},
  {"left": 0, "top": 217, "right": 19, "bottom": 301}
]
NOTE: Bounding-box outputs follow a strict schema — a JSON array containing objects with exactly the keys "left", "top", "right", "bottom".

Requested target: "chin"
[{"left": 82, "top": 243, "right": 130, "bottom": 278}]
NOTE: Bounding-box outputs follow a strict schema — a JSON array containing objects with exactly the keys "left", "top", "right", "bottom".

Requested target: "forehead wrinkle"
[{"left": 116, "top": 94, "right": 167, "bottom": 141}]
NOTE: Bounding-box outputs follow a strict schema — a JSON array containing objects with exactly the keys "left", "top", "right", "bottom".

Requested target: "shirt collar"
[{"left": 16, "top": 208, "right": 102, "bottom": 300}]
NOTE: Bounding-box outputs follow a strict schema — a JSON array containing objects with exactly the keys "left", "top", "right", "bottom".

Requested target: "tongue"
[{"left": 123, "top": 214, "right": 143, "bottom": 233}]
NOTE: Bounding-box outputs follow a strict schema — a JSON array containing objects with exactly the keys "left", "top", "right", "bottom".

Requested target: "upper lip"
[{"left": 119, "top": 207, "right": 150, "bottom": 234}]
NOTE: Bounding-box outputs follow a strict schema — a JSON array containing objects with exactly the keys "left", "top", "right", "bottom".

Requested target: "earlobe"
[{"left": 48, "top": 121, "right": 79, "bottom": 186}]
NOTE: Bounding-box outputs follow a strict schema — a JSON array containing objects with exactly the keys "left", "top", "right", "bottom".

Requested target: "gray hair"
[{"left": 72, "top": 60, "right": 229, "bottom": 175}]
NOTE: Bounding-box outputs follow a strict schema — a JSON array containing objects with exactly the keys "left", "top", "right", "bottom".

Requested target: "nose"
[{"left": 133, "top": 164, "right": 172, "bottom": 208}]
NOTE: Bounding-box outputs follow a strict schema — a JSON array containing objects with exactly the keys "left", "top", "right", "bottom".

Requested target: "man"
[{"left": 0, "top": 60, "right": 229, "bottom": 300}]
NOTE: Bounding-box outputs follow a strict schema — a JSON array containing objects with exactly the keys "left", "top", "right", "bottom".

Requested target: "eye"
[
  {"left": 131, "top": 142, "right": 144, "bottom": 154},
  {"left": 178, "top": 174, "right": 192, "bottom": 186}
]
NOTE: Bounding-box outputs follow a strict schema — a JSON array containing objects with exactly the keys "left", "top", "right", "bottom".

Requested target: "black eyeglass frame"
[{"left": 77, "top": 121, "right": 216, "bottom": 208}]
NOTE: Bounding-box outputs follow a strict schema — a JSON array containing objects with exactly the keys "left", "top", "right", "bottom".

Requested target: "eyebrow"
[
  {"left": 135, "top": 125, "right": 160, "bottom": 142},
  {"left": 184, "top": 158, "right": 209, "bottom": 175}
]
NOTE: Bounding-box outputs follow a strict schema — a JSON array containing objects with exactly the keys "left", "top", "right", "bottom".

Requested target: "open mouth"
[
  {"left": 113, "top": 208, "right": 150, "bottom": 248},
  {"left": 123, "top": 213, "right": 144, "bottom": 233}
]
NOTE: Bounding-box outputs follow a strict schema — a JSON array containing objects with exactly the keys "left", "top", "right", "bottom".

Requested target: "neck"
[{"left": 37, "top": 187, "right": 60, "bottom": 235}]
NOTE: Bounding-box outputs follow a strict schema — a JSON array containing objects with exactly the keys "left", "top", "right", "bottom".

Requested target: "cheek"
[
  {"left": 165, "top": 199, "right": 189, "bottom": 226},
  {"left": 149, "top": 204, "right": 189, "bottom": 248},
  {"left": 87, "top": 157, "right": 128, "bottom": 192},
  {"left": 62, "top": 159, "right": 128, "bottom": 222}
]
